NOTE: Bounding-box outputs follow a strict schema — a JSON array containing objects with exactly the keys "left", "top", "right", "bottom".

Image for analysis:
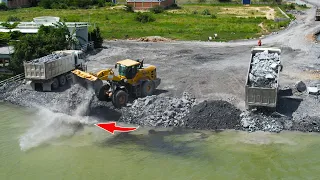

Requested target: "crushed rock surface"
[
  {"left": 249, "top": 50, "right": 281, "bottom": 88},
  {"left": 184, "top": 100, "right": 242, "bottom": 130},
  {"left": 119, "top": 92, "right": 196, "bottom": 127}
]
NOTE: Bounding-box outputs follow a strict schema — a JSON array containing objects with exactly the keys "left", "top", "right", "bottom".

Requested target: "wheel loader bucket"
[{"left": 71, "top": 69, "right": 103, "bottom": 96}]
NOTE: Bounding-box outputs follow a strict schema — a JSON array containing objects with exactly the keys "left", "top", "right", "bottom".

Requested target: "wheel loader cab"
[{"left": 115, "top": 59, "right": 141, "bottom": 79}]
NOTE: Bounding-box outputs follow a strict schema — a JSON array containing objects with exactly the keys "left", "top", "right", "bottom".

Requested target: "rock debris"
[
  {"left": 249, "top": 50, "right": 281, "bottom": 88},
  {"left": 119, "top": 92, "right": 196, "bottom": 127}
]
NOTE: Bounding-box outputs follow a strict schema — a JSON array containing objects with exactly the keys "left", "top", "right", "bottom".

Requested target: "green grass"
[{"left": 0, "top": 5, "right": 290, "bottom": 41}]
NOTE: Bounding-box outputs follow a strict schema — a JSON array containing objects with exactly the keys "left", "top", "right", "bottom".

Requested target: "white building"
[{"left": 0, "top": 16, "right": 91, "bottom": 51}]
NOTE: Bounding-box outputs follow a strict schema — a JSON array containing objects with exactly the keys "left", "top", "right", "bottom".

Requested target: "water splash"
[{"left": 19, "top": 94, "right": 98, "bottom": 151}]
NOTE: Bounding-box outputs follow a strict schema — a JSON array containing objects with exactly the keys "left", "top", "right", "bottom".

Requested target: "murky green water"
[{"left": 1, "top": 102, "right": 320, "bottom": 180}]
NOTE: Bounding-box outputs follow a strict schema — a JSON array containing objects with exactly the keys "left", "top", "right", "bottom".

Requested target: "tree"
[
  {"left": 88, "top": 26, "right": 103, "bottom": 48},
  {"left": 9, "top": 23, "right": 71, "bottom": 73}
]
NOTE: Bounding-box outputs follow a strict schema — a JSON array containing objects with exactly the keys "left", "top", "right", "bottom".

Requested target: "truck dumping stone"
[
  {"left": 249, "top": 50, "right": 281, "bottom": 88},
  {"left": 184, "top": 100, "right": 242, "bottom": 130},
  {"left": 119, "top": 92, "right": 196, "bottom": 127}
]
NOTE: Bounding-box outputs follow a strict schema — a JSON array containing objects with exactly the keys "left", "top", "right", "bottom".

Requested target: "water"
[{"left": 1, "top": 102, "right": 320, "bottom": 180}]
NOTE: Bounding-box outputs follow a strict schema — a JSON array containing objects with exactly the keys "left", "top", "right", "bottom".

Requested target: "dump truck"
[
  {"left": 72, "top": 59, "right": 161, "bottom": 108},
  {"left": 245, "top": 47, "right": 282, "bottom": 110},
  {"left": 24, "top": 50, "right": 86, "bottom": 91},
  {"left": 316, "top": 8, "right": 320, "bottom": 21}
]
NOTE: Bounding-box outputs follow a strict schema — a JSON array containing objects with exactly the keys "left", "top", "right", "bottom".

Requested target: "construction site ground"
[{"left": 1, "top": 0, "right": 320, "bottom": 133}]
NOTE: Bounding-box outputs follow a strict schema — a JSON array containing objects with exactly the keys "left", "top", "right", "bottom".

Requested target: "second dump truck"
[
  {"left": 245, "top": 47, "right": 283, "bottom": 110},
  {"left": 24, "top": 50, "right": 86, "bottom": 91}
]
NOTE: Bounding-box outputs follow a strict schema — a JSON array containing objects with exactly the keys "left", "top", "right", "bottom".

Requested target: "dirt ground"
[
  {"left": 85, "top": 0, "right": 320, "bottom": 111},
  {"left": 1, "top": 0, "right": 320, "bottom": 133}
]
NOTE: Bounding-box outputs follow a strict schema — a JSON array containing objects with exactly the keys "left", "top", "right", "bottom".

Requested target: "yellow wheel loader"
[{"left": 71, "top": 59, "right": 161, "bottom": 108}]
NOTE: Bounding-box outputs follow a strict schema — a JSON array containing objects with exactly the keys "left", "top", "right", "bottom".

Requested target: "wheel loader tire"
[
  {"left": 52, "top": 78, "right": 59, "bottom": 90},
  {"left": 142, "top": 80, "right": 155, "bottom": 97},
  {"left": 58, "top": 75, "right": 66, "bottom": 87},
  {"left": 97, "top": 84, "right": 111, "bottom": 101},
  {"left": 112, "top": 90, "right": 128, "bottom": 109}
]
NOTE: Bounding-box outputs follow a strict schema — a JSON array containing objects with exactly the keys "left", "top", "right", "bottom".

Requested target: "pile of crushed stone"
[
  {"left": 249, "top": 50, "right": 281, "bottom": 88},
  {"left": 184, "top": 100, "right": 242, "bottom": 130},
  {"left": 240, "top": 111, "right": 292, "bottom": 133},
  {"left": 119, "top": 92, "right": 196, "bottom": 127}
]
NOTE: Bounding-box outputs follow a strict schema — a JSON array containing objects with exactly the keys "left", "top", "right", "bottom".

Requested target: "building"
[
  {"left": 0, "top": 46, "right": 13, "bottom": 74},
  {"left": 242, "top": 0, "right": 251, "bottom": 5},
  {"left": 0, "top": 0, "right": 34, "bottom": 9},
  {"left": 0, "top": 16, "right": 90, "bottom": 51},
  {"left": 127, "top": 0, "right": 175, "bottom": 10}
]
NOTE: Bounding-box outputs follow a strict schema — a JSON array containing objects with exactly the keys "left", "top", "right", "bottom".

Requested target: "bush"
[
  {"left": 202, "top": 9, "right": 211, "bottom": 15},
  {"left": 7, "top": 16, "right": 21, "bottom": 22},
  {"left": 124, "top": 4, "right": 134, "bottom": 12},
  {"left": 1, "top": 22, "right": 19, "bottom": 29},
  {"left": 0, "top": 2, "right": 8, "bottom": 11},
  {"left": 105, "top": 2, "right": 115, "bottom": 6},
  {"left": 97, "top": 0, "right": 105, "bottom": 7},
  {"left": 0, "top": 32, "right": 10, "bottom": 45},
  {"left": 88, "top": 26, "right": 103, "bottom": 48},
  {"left": 211, "top": 14, "right": 217, "bottom": 19},
  {"left": 51, "top": 2, "right": 68, "bottom": 9},
  {"left": 169, "top": 3, "right": 181, "bottom": 9},
  {"left": 135, "top": 12, "right": 155, "bottom": 23},
  {"left": 10, "top": 31, "right": 23, "bottom": 40},
  {"left": 150, "top": 6, "right": 164, "bottom": 14}
]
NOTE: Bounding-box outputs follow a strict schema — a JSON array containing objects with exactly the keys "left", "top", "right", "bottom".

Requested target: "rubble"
[
  {"left": 240, "top": 111, "right": 292, "bottom": 133},
  {"left": 119, "top": 92, "right": 196, "bottom": 127},
  {"left": 28, "top": 52, "right": 66, "bottom": 64},
  {"left": 137, "top": 36, "right": 173, "bottom": 42},
  {"left": 184, "top": 100, "right": 242, "bottom": 130},
  {"left": 249, "top": 50, "right": 281, "bottom": 88}
]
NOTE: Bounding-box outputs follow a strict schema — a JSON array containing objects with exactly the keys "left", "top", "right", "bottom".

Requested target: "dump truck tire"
[
  {"left": 97, "top": 84, "right": 111, "bottom": 101},
  {"left": 112, "top": 90, "right": 128, "bottom": 108},
  {"left": 59, "top": 75, "right": 67, "bottom": 87},
  {"left": 52, "top": 78, "right": 59, "bottom": 90},
  {"left": 142, "top": 80, "right": 155, "bottom": 97}
]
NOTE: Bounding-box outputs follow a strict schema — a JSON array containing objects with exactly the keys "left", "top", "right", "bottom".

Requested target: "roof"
[
  {"left": 0, "top": 46, "right": 14, "bottom": 55},
  {"left": 117, "top": 59, "right": 140, "bottom": 67}
]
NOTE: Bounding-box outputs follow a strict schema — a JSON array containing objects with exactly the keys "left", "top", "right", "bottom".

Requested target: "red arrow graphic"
[{"left": 95, "top": 122, "right": 138, "bottom": 134}]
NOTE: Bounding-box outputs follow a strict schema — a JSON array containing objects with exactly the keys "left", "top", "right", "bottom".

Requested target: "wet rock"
[{"left": 240, "top": 110, "right": 292, "bottom": 133}]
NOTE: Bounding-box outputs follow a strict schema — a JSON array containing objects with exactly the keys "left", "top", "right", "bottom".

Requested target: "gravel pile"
[
  {"left": 249, "top": 50, "right": 281, "bottom": 88},
  {"left": 119, "top": 92, "right": 196, "bottom": 127},
  {"left": 240, "top": 111, "right": 292, "bottom": 133},
  {"left": 184, "top": 100, "right": 242, "bottom": 130},
  {"left": 26, "top": 52, "right": 66, "bottom": 64}
]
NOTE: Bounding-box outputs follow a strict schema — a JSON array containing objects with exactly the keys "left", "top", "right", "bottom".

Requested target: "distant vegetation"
[
  {"left": 0, "top": 3, "right": 291, "bottom": 42},
  {"left": 39, "top": 0, "right": 108, "bottom": 9}
]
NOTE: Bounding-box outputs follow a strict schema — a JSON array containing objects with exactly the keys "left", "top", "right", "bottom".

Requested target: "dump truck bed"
[
  {"left": 245, "top": 47, "right": 281, "bottom": 109},
  {"left": 24, "top": 52, "right": 75, "bottom": 80}
]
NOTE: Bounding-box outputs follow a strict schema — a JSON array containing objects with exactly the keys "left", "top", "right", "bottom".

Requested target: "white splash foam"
[{"left": 19, "top": 98, "right": 98, "bottom": 151}]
